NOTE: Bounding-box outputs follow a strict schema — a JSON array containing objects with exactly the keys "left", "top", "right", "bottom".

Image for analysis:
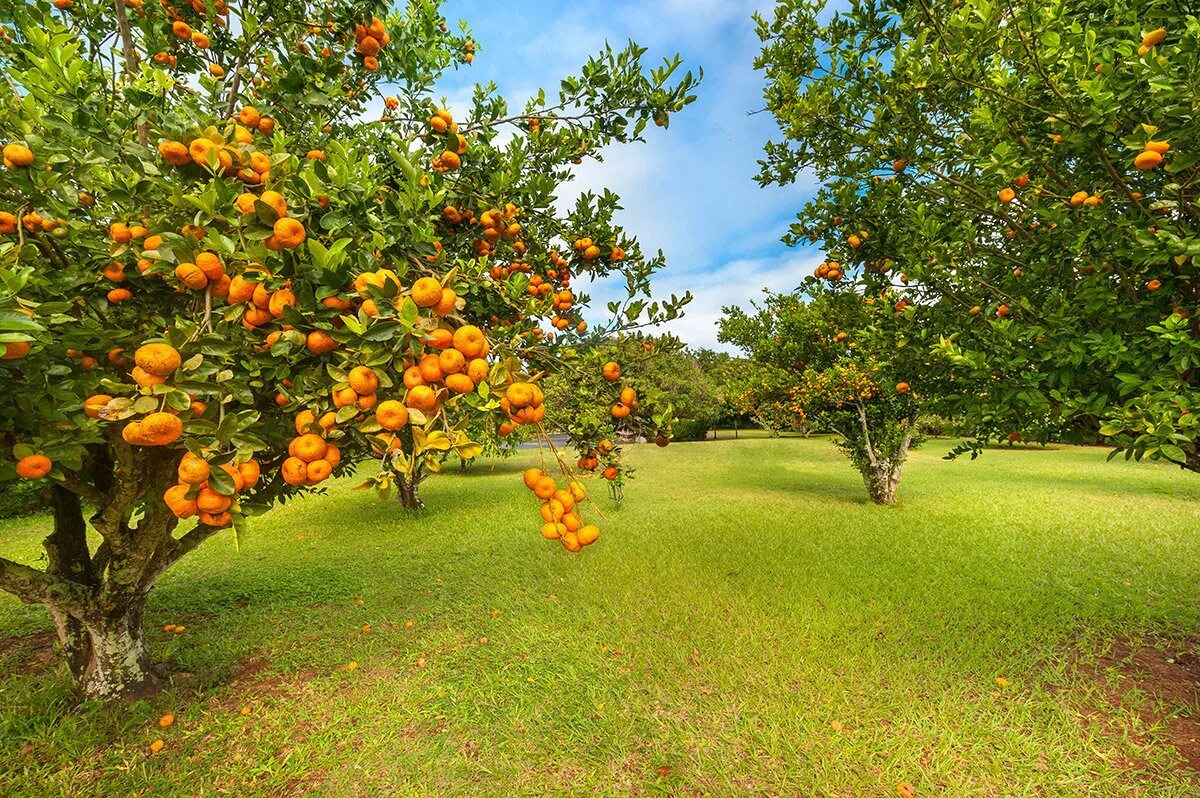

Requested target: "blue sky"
[{"left": 436, "top": 0, "right": 823, "bottom": 351}]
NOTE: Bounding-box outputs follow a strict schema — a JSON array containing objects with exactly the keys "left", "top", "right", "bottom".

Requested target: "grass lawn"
[{"left": 2, "top": 437, "right": 1200, "bottom": 796}]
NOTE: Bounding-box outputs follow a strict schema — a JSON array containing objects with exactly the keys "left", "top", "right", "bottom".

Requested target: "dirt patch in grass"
[
  {"left": 0, "top": 629, "right": 58, "bottom": 675},
  {"left": 1072, "top": 636, "right": 1200, "bottom": 775}
]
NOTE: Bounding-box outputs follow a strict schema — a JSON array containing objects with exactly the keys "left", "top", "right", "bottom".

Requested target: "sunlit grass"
[{"left": 2, "top": 437, "right": 1199, "bottom": 796}]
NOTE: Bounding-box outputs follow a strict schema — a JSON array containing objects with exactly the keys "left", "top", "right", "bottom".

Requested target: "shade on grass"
[{"left": 1, "top": 437, "right": 1199, "bottom": 796}]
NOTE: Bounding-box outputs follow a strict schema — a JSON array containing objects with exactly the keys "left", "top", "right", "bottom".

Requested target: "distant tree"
[
  {"left": 720, "top": 287, "right": 954, "bottom": 504},
  {"left": 754, "top": 0, "right": 1200, "bottom": 473}
]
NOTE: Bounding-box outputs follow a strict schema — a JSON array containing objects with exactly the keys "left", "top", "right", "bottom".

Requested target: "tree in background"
[
  {"left": 720, "top": 287, "right": 952, "bottom": 504},
  {"left": 0, "top": 0, "right": 696, "bottom": 699},
  {"left": 755, "top": 0, "right": 1200, "bottom": 472}
]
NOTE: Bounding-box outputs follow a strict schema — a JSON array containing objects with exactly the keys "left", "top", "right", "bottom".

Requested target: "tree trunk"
[
  {"left": 398, "top": 474, "right": 424, "bottom": 510},
  {"left": 863, "top": 460, "right": 904, "bottom": 505},
  {"left": 74, "top": 599, "right": 161, "bottom": 701}
]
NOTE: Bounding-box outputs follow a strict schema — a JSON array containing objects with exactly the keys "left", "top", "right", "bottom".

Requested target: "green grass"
[{"left": 2, "top": 437, "right": 1200, "bottom": 796}]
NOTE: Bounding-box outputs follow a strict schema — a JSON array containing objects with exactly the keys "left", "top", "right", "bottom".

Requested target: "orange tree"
[
  {"left": 0, "top": 0, "right": 696, "bottom": 699},
  {"left": 754, "top": 0, "right": 1200, "bottom": 471},
  {"left": 719, "top": 287, "right": 954, "bottom": 504},
  {"left": 543, "top": 335, "right": 679, "bottom": 503}
]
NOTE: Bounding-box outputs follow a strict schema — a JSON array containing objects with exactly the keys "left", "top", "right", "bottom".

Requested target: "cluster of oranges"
[
  {"left": 353, "top": 17, "right": 389, "bottom": 72},
  {"left": 281, "top": 412, "right": 342, "bottom": 486},
  {"left": 571, "top": 236, "right": 603, "bottom": 262},
  {"left": 403, "top": 325, "right": 490, "bottom": 408},
  {"left": 522, "top": 468, "right": 599, "bottom": 552},
  {"left": 814, "top": 260, "right": 845, "bottom": 282},
  {"left": 577, "top": 438, "right": 619, "bottom": 480},
  {"left": 0, "top": 210, "right": 66, "bottom": 237},
  {"left": 234, "top": 187, "right": 306, "bottom": 250},
  {"left": 158, "top": 105, "right": 277, "bottom": 185},
  {"left": 428, "top": 110, "right": 466, "bottom": 172},
  {"left": 13, "top": 344, "right": 197, "bottom": 484},
  {"left": 1134, "top": 140, "right": 1169, "bottom": 171},
  {"left": 332, "top": 365, "right": 381, "bottom": 412},
  {"left": 164, "top": 450, "right": 260, "bottom": 527},
  {"left": 443, "top": 201, "right": 520, "bottom": 259},
  {"left": 499, "top": 382, "right": 545, "bottom": 436}
]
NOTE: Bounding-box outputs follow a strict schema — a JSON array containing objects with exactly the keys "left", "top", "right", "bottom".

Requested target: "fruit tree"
[
  {"left": 754, "top": 0, "right": 1200, "bottom": 472},
  {"left": 0, "top": 0, "right": 696, "bottom": 699},
  {"left": 719, "top": 286, "right": 954, "bottom": 504}
]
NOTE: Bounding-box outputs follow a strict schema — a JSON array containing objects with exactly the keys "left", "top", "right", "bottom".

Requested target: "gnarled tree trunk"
[
  {"left": 862, "top": 459, "right": 905, "bottom": 505},
  {"left": 398, "top": 473, "right": 424, "bottom": 510}
]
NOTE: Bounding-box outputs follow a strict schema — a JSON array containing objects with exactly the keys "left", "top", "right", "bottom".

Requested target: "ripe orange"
[
  {"left": 83, "top": 394, "right": 113, "bottom": 418},
  {"left": 159, "top": 140, "right": 191, "bottom": 166},
  {"left": 452, "top": 325, "right": 486, "bottom": 358},
  {"left": 305, "top": 459, "right": 332, "bottom": 484},
  {"left": 407, "top": 385, "right": 438, "bottom": 413},
  {"left": 134, "top": 343, "right": 181, "bottom": 377},
  {"left": 163, "top": 485, "right": 198, "bottom": 519},
  {"left": 2, "top": 342, "right": 30, "bottom": 359},
  {"left": 281, "top": 456, "right": 307, "bottom": 485},
  {"left": 376, "top": 400, "right": 409, "bottom": 430},
  {"left": 177, "top": 452, "right": 210, "bottom": 485},
  {"left": 107, "top": 288, "right": 133, "bottom": 303},
  {"left": 176, "top": 263, "right": 208, "bottom": 290},
  {"left": 196, "top": 488, "right": 232, "bottom": 514},
  {"left": 131, "top": 366, "right": 166, "bottom": 388},
  {"left": 602, "top": 466, "right": 618, "bottom": 480},
  {"left": 332, "top": 386, "right": 358, "bottom": 408},
  {"left": 2, "top": 142, "right": 34, "bottom": 167},
  {"left": 195, "top": 252, "right": 224, "bottom": 280},
  {"left": 272, "top": 217, "right": 306, "bottom": 249},
  {"left": 532, "top": 475, "right": 557, "bottom": 500},
  {"left": 418, "top": 353, "right": 443, "bottom": 383},
  {"left": 1134, "top": 150, "right": 1163, "bottom": 170},
  {"left": 238, "top": 460, "right": 261, "bottom": 487},
  {"left": 348, "top": 365, "right": 379, "bottom": 395},
  {"left": 466, "top": 358, "right": 489, "bottom": 384},
  {"left": 292, "top": 433, "right": 328, "bottom": 463},
  {"left": 523, "top": 468, "right": 546, "bottom": 490},
  {"left": 411, "top": 277, "right": 443, "bottom": 308},
  {"left": 438, "top": 348, "right": 465, "bottom": 374},
  {"left": 445, "top": 373, "right": 475, "bottom": 394},
  {"left": 306, "top": 330, "right": 338, "bottom": 354},
  {"left": 601, "top": 361, "right": 621, "bottom": 381},
  {"left": 15, "top": 454, "right": 51, "bottom": 479},
  {"left": 896, "top": 382, "right": 911, "bottom": 394},
  {"left": 998, "top": 187, "right": 1015, "bottom": 203},
  {"left": 576, "top": 525, "right": 600, "bottom": 546}
]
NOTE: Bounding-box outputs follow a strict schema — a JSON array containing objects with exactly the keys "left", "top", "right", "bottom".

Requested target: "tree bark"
[
  {"left": 398, "top": 474, "right": 424, "bottom": 510},
  {"left": 863, "top": 460, "right": 904, "bottom": 505},
  {"left": 74, "top": 599, "right": 161, "bottom": 701},
  {"left": 45, "top": 486, "right": 96, "bottom": 680}
]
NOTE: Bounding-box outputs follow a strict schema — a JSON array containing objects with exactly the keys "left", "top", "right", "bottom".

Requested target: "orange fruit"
[
  {"left": 348, "top": 365, "right": 379, "bottom": 395},
  {"left": 159, "top": 140, "right": 191, "bottom": 166},
  {"left": 601, "top": 361, "right": 621, "bottom": 381},
  {"left": 238, "top": 459, "right": 261, "bottom": 487},
  {"left": 281, "top": 456, "right": 307, "bottom": 485},
  {"left": 83, "top": 394, "right": 113, "bottom": 419},
  {"left": 306, "top": 330, "right": 338, "bottom": 354},
  {"left": 175, "top": 263, "right": 208, "bottom": 290},
  {"left": 411, "top": 277, "right": 443, "bottom": 308},
  {"left": 452, "top": 325, "right": 486, "bottom": 358},
  {"left": 135, "top": 343, "right": 182, "bottom": 377},
  {"left": 292, "top": 433, "right": 328, "bottom": 463},
  {"left": 305, "top": 459, "right": 332, "bottom": 484},
  {"left": 177, "top": 452, "right": 210, "bottom": 484},
  {"left": 418, "top": 353, "right": 443, "bottom": 383},
  {"left": 438, "top": 348, "right": 465, "bottom": 374},
  {"left": 163, "top": 485, "right": 197, "bottom": 519},
  {"left": 407, "top": 385, "right": 438, "bottom": 413},
  {"left": 376, "top": 400, "right": 409, "bottom": 431},
  {"left": 1134, "top": 150, "right": 1163, "bottom": 170},
  {"left": 445, "top": 373, "right": 475, "bottom": 394},
  {"left": 272, "top": 217, "right": 306, "bottom": 248},
  {"left": 533, "top": 475, "right": 557, "bottom": 500},
  {"left": 2, "top": 143, "right": 34, "bottom": 167},
  {"left": 577, "top": 525, "right": 600, "bottom": 546},
  {"left": 15, "top": 454, "right": 51, "bottom": 479}
]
